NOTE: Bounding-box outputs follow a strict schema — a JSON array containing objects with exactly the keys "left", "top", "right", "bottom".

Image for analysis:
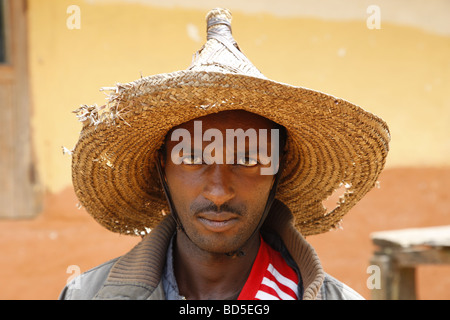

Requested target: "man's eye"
[
  {"left": 237, "top": 156, "right": 258, "bottom": 167},
  {"left": 181, "top": 155, "right": 203, "bottom": 165}
]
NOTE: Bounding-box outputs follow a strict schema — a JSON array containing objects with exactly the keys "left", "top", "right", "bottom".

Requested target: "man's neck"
[{"left": 173, "top": 232, "right": 260, "bottom": 300}]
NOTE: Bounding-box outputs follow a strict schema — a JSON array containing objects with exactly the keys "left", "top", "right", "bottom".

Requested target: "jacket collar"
[{"left": 94, "top": 199, "right": 324, "bottom": 300}]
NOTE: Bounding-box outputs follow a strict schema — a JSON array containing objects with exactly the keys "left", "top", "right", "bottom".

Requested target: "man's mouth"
[{"left": 197, "top": 212, "right": 239, "bottom": 232}]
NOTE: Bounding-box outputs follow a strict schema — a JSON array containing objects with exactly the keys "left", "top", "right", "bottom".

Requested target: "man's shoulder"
[
  {"left": 319, "top": 273, "right": 365, "bottom": 300},
  {"left": 59, "top": 257, "right": 119, "bottom": 300}
]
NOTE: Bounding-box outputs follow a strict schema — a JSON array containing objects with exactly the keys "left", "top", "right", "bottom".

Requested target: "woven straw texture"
[{"left": 71, "top": 8, "right": 390, "bottom": 237}]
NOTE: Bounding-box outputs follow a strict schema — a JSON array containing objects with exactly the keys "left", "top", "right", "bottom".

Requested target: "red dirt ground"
[{"left": 1, "top": 167, "right": 449, "bottom": 300}]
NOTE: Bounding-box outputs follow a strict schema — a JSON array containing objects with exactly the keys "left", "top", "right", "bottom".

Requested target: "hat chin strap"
[
  {"left": 155, "top": 153, "right": 285, "bottom": 258},
  {"left": 155, "top": 154, "right": 185, "bottom": 233}
]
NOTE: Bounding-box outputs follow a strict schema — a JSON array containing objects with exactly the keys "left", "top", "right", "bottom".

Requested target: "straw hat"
[{"left": 71, "top": 8, "right": 390, "bottom": 237}]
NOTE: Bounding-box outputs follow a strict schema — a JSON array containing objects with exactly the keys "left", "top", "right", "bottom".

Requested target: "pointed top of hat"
[{"left": 187, "top": 8, "right": 266, "bottom": 79}]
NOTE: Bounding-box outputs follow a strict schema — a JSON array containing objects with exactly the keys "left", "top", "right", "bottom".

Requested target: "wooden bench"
[{"left": 369, "top": 225, "right": 450, "bottom": 299}]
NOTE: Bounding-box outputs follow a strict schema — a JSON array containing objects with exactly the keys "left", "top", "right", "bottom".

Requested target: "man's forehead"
[{"left": 170, "top": 110, "right": 278, "bottom": 132}]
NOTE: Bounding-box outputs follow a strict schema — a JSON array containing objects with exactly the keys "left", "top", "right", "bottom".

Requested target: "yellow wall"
[{"left": 28, "top": 0, "right": 450, "bottom": 193}]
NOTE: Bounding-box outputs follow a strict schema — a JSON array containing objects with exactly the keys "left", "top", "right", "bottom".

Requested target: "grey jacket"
[{"left": 59, "top": 201, "right": 364, "bottom": 300}]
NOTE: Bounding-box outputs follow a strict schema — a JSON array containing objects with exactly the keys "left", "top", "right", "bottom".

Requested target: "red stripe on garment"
[{"left": 238, "top": 236, "right": 299, "bottom": 300}]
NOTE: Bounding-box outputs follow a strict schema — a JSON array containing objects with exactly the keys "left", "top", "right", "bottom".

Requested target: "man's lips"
[{"left": 197, "top": 211, "right": 239, "bottom": 232}]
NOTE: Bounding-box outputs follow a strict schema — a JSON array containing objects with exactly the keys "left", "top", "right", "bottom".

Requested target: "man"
[{"left": 61, "top": 8, "right": 390, "bottom": 300}]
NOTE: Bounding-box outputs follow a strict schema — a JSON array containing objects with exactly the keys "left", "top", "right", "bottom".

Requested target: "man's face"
[{"left": 162, "top": 110, "right": 280, "bottom": 254}]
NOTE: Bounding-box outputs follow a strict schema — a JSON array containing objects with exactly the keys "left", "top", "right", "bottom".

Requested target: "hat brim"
[{"left": 72, "top": 70, "right": 390, "bottom": 236}]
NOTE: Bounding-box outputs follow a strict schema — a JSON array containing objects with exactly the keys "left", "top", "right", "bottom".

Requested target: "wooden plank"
[
  {"left": 371, "top": 225, "right": 450, "bottom": 248},
  {"left": 371, "top": 226, "right": 450, "bottom": 300},
  {"left": 393, "top": 266, "right": 416, "bottom": 300},
  {"left": 0, "top": 82, "right": 15, "bottom": 217},
  {"left": 370, "top": 253, "right": 393, "bottom": 300},
  {"left": 0, "top": 65, "right": 14, "bottom": 80},
  {"left": 394, "top": 247, "right": 450, "bottom": 267},
  {"left": 0, "top": 0, "right": 11, "bottom": 64},
  {"left": 0, "top": 0, "right": 41, "bottom": 219}
]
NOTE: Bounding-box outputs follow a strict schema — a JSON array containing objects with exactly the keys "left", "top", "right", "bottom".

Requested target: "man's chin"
[{"left": 187, "top": 233, "right": 247, "bottom": 256}]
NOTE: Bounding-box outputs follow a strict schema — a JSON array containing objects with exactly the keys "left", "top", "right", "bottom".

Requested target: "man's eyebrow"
[
  {"left": 181, "top": 148, "right": 201, "bottom": 155},
  {"left": 235, "top": 149, "right": 259, "bottom": 156}
]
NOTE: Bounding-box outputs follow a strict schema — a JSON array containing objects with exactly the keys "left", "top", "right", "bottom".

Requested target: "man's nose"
[{"left": 201, "top": 164, "right": 235, "bottom": 207}]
